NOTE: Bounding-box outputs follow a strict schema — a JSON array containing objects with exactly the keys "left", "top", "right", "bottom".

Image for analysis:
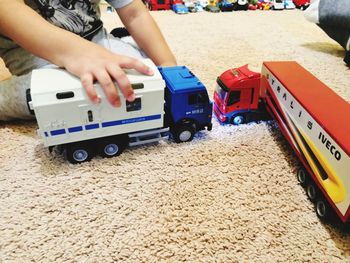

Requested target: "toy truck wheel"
[
  {"left": 103, "top": 143, "right": 120, "bottom": 157},
  {"left": 173, "top": 125, "right": 195, "bottom": 143},
  {"left": 98, "top": 136, "right": 126, "bottom": 158},
  {"left": 296, "top": 168, "right": 308, "bottom": 187},
  {"left": 315, "top": 198, "right": 332, "bottom": 221},
  {"left": 66, "top": 143, "right": 94, "bottom": 164},
  {"left": 306, "top": 182, "right": 319, "bottom": 202},
  {"left": 231, "top": 115, "right": 245, "bottom": 125}
]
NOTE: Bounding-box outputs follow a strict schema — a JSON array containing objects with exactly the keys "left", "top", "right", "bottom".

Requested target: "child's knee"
[{"left": 0, "top": 73, "right": 35, "bottom": 121}]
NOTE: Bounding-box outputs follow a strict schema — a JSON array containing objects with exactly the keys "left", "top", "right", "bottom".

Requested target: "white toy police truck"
[{"left": 27, "top": 59, "right": 212, "bottom": 163}]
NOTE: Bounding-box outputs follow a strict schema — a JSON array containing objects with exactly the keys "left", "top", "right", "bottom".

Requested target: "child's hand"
[
  {"left": 0, "top": 1, "right": 153, "bottom": 107},
  {"left": 62, "top": 41, "right": 153, "bottom": 107}
]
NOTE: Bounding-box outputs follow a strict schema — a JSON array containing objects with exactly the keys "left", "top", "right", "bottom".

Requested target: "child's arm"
[
  {"left": 0, "top": 0, "right": 153, "bottom": 107},
  {"left": 117, "top": 0, "right": 177, "bottom": 67}
]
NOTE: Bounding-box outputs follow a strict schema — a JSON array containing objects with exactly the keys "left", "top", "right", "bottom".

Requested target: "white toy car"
[{"left": 270, "top": 0, "right": 284, "bottom": 9}]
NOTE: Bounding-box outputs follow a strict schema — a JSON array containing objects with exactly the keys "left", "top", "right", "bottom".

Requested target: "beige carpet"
[{"left": 1, "top": 8, "right": 350, "bottom": 263}]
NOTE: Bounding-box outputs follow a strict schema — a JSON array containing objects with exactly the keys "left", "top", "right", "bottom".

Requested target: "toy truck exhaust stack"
[
  {"left": 214, "top": 61, "right": 350, "bottom": 223},
  {"left": 28, "top": 59, "right": 212, "bottom": 163}
]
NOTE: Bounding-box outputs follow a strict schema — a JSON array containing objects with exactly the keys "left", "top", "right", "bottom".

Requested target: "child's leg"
[
  {"left": 304, "top": 0, "right": 350, "bottom": 64},
  {"left": 304, "top": 0, "right": 350, "bottom": 27},
  {"left": 318, "top": 0, "right": 350, "bottom": 27},
  {"left": 0, "top": 48, "right": 52, "bottom": 121},
  {"left": 0, "top": 73, "right": 34, "bottom": 121},
  {"left": 92, "top": 28, "right": 148, "bottom": 59},
  {"left": 318, "top": 24, "right": 350, "bottom": 51}
]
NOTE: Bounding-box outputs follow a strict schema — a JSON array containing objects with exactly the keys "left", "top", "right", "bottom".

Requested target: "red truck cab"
[{"left": 213, "top": 65, "right": 269, "bottom": 124}]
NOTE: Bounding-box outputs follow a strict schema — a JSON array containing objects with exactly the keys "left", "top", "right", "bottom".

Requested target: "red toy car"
[
  {"left": 248, "top": 3, "right": 257, "bottom": 10},
  {"left": 293, "top": 0, "right": 310, "bottom": 10},
  {"left": 144, "top": 0, "right": 171, "bottom": 10},
  {"left": 257, "top": 0, "right": 270, "bottom": 10}
]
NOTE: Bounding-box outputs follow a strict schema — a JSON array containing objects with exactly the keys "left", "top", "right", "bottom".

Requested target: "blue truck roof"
[{"left": 158, "top": 66, "right": 206, "bottom": 94}]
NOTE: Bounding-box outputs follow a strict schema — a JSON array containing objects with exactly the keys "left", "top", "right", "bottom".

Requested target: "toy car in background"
[
  {"left": 284, "top": 0, "right": 295, "bottom": 9},
  {"left": 193, "top": 2, "right": 205, "bottom": 11},
  {"left": 248, "top": 3, "right": 257, "bottom": 10},
  {"left": 198, "top": 0, "right": 209, "bottom": 8},
  {"left": 293, "top": 0, "right": 309, "bottom": 10},
  {"left": 172, "top": 3, "right": 189, "bottom": 13},
  {"left": 183, "top": 0, "right": 198, "bottom": 12},
  {"left": 270, "top": 0, "right": 284, "bottom": 10},
  {"left": 233, "top": 0, "right": 249, "bottom": 10},
  {"left": 170, "top": 0, "right": 183, "bottom": 8},
  {"left": 205, "top": 0, "right": 220, "bottom": 12},
  {"left": 248, "top": 0, "right": 258, "bottom": 10},
  {"left": 144, "top": 0, "right": 171, "bottom": 10},
  {"left": 257, "top": 0, "right": 270, "bottom": 10},
  {"left": 219, "top": 0, "right": 234, "bottom": 11}
]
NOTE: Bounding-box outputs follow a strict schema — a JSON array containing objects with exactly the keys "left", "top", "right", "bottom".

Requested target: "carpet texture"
[{"left": 1, "top": 7, "right": 350, "bottom": 263}]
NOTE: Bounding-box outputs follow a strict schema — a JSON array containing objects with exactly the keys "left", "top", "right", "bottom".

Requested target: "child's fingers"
[
  {"left": 108, "top": 66, "right": 135, "bottom": 102},
  {"left": 94, "top": 70, "right": 120, "bottom": 107},
  {"left": 81, "top": 73, "right": 100, "bottom": 104},
  {"left": 119, "top": 57, "right": 154, "bottom": 76}
]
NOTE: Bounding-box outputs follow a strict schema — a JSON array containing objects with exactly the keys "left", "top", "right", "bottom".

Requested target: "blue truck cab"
[{"left": 159, "top": 66, "right": 213, "bottom": 142}]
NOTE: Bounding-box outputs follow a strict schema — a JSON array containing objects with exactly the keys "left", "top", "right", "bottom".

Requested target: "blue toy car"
[
  {"left": 172, "top": 3, "right": 189, "bottom": 13},
  {"left": 284, "top": 0, "right": 295, "bottom": 9},
  {"left": 219, "top": 0, "right": 234, "bottom": 11}
]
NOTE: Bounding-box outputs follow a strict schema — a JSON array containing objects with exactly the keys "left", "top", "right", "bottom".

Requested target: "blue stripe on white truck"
[
  {"left": 50, "top": 129, "right": 66, "bottom": 136},
  {"left": 68, "top": 126, "right": 83, "bottom": 133},
  {"left": 102, "top": 114, "right": 161, "bottom": 127},
  {"left": 85, "top": 123, "right": 99, "bottom": 130},
  {"left": 46, "top": 114, "right": 162, "bottom": 136}
]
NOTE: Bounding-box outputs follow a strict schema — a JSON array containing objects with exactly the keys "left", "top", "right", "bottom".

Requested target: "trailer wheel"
[
  {"left": 296, "top": 168, "right": 308, "bottom": 187},
  {"left": 231, "top": 115, "right": 245, "bottom": 125},
  {"left": 315, "top": 198, "right": 331, "bottom": 221},
  {"left": 173, "top": 125, "right": 195, "bottom": 143},
  {"left": 98, "top": 137, "right": 126, "bottom": 158},
  {"left": 306, "top": 182, "right": 319, "bottom": 202},
  {"left": 66, "top": 143, "right": 94, "bottom": 164}
]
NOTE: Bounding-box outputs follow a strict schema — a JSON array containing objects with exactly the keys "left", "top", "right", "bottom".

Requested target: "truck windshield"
[
  {"left": 215, "top": 83, "right": 227, "bottom": 100},
  {"left": 216, "top": 77, "right": 229, "bottom": 100},
  {"left": 188, "top": 92, "right": 208, "bottom": 105}
]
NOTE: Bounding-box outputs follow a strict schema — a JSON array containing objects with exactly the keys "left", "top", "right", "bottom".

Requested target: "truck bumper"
[{"left": 213, "top": 104, "right": 228, "bottom": 123}]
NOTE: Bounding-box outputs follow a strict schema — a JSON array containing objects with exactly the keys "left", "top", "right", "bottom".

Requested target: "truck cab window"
[
  {"left": 227, "top": 90, "right": 241, "bottom": 106},
  {"left": 126, "top": 98, "right": 142, "bottom": 112},
  {"left": 197, "top": 92, "right": 208, "bottom": 104},
  {"left": 189, "top": 94, "right": 197, "bottom": 105},
  {"left": 189, "top": 92, "right": 208, "bottom": 105}
]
